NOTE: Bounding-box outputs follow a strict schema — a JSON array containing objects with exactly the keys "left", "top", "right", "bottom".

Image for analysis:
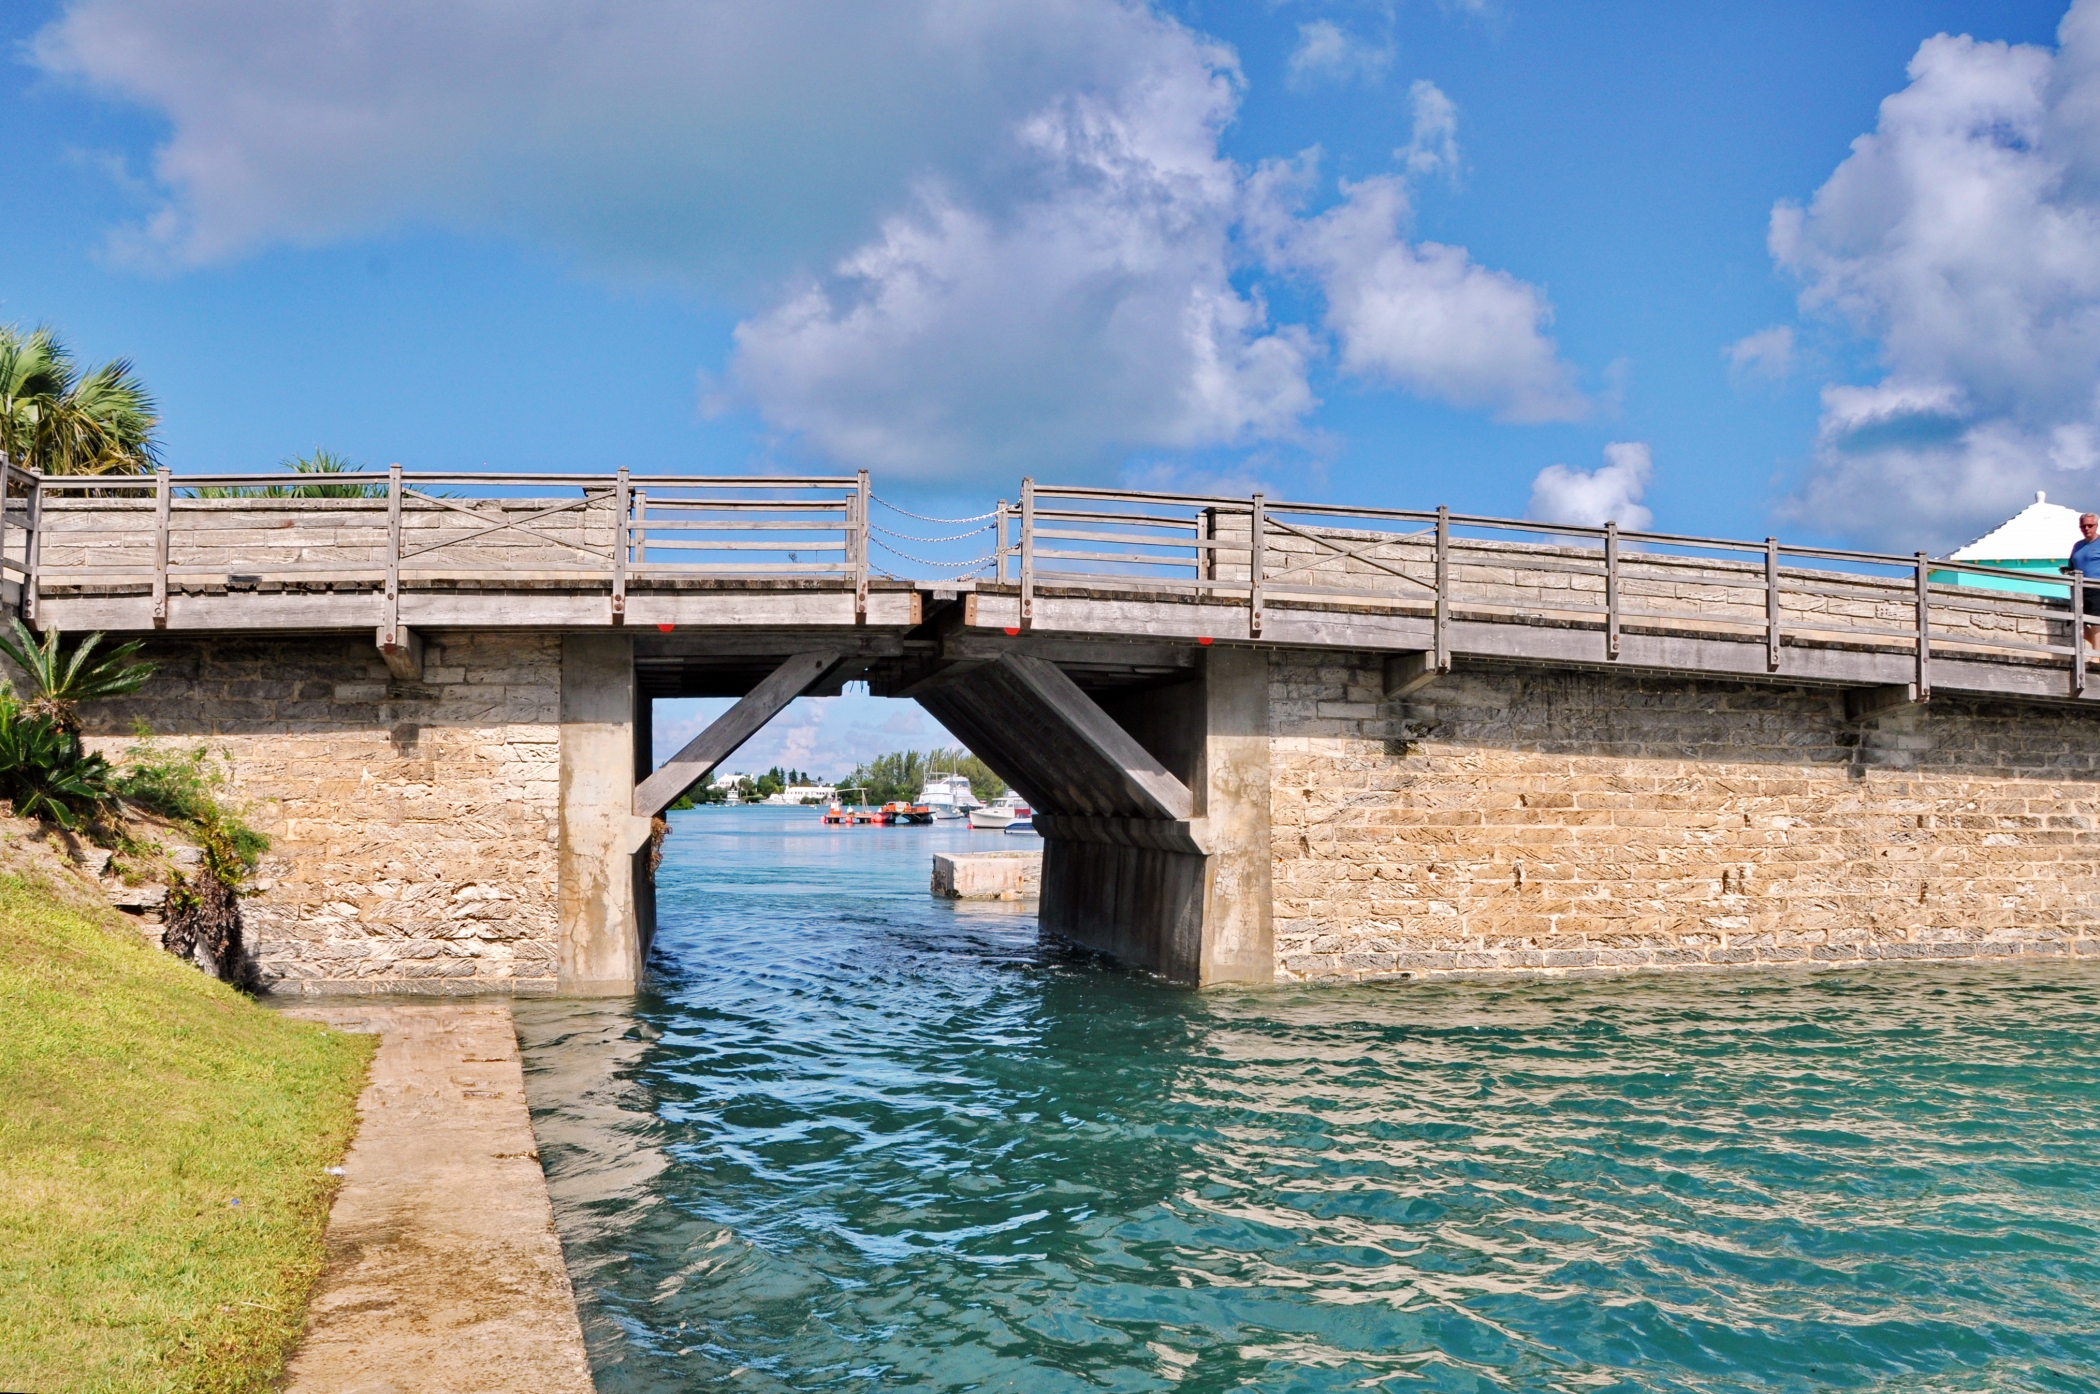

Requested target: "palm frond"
[{"left": 0, "top": 323, "right": 158, "bottom": 476}]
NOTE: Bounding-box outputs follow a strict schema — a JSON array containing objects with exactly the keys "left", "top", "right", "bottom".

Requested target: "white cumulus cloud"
[
  {"left": 1398, "top": 80, "right": 1461, "bottom": 181},
  {"left": 33, "top": 0, "right": 1585, "bottom": 479},
  {"left": 1527, "top": 442, "right": 1654, "bottom": 529},
  {"left": 1725, "top": 325, "right": 1795, "bottom": 383},
  {"left": 1285, "top": 20, "right": 1392, "bottom": 90},
  {"left": 1258, "top": 171, "right": 1586, "bottom": 422},
  {"left": 729, "top": 81, "right": 1318, "bottom": 477},
  {"left": 1772, "top": 0, "right": 2100, "bottom": 549}
]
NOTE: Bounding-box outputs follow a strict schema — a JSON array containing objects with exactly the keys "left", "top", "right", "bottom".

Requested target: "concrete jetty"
[{"left": 279, "top": 1003, "right": 593, "bottom": 1394}]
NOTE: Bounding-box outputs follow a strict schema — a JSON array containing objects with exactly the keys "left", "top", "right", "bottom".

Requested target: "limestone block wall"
[
  {"left": 1269, "top": 650, "right": 2100, "bottom": 982},
  {"left": 81, "top": 632, "right": 563, "bottom": 995}
]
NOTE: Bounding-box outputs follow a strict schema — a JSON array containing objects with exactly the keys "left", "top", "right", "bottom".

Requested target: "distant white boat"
[
  {"left": 968, "top": 795, "right": 1031, "bottom": 830},
  {"left": 917, "top": 773, "right": 980, "bottom": 821}
]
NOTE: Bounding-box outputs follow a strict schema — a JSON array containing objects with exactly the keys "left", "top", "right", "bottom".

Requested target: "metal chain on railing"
[
  {"left": 869, "top": 536, "right": 997, "bottom": 574},
  {"left": 871, "top": 521, "right": 992, "bottom": 544},
  {"left": 871, "top": 494, "right": 997, "bottom": 525}
]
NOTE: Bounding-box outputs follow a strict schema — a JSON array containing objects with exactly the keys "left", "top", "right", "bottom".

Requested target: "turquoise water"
[{"left": 514, "top": 806, "right": 2100, "bottom": 1392}]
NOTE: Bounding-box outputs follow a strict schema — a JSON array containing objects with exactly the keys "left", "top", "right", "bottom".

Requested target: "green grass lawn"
[{"left": 0, "top": 872, "right": 373, "bottom": 1392}]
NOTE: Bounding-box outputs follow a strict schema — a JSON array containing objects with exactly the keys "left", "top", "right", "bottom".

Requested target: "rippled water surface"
[{"left": 515, "top": 806, "right": 2100, "bottom": 1392}]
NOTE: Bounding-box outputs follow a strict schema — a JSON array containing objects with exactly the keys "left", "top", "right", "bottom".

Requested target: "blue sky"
[{"left": 8, "top": 0, "right": 2095, "bottom": 776}]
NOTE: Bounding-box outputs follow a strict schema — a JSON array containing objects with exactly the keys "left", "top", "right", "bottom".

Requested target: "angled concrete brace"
[
  {"left": 632, "top": 650, "right": 842, "bottom": 816},
  {"left": 915, "top": 654, "right": 1194, "bottom": 821}
]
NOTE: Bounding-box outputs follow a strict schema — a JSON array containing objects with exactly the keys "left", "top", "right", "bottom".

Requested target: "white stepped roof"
[{"left": 1948, "top": 491, "right": 2086, "bottom": 561}]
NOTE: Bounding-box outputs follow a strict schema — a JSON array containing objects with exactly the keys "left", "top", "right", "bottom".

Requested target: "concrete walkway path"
[{"left": 280, "top": 1003, "right": 595, "bottom": 1394}]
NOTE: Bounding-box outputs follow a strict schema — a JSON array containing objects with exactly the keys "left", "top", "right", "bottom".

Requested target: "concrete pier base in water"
[
  {"left": 932, "top": 850, "right": 1043, "bottom": 900},
  {"left": 919, "top": 647, "right": 1272, "bottom": 987}
]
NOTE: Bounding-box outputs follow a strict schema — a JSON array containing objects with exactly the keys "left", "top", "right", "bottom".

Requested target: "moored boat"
[
  {"left": 917, "top": 773, "right": 980, "bottom": 820},
  {"left": 967, "top": 795, "right": 1031, "bottom": 830}
]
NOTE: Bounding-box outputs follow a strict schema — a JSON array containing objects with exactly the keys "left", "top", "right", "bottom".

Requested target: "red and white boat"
[{"left": 967, "top": 795, "right": 1032, "bottom": 830}]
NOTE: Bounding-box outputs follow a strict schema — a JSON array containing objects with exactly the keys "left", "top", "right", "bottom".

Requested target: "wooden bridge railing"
[
  {"left": 1010, "top": 481, "right": 2094, "bottom": 699},
  {"left": 11, "top": 467, "right": 873, "bottom": 623},
  {"left": 5, "top": 464, "right": 2094, "bottom": 699}
]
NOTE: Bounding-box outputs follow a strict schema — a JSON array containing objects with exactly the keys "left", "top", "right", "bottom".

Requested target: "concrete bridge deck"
[{"left": 8, "top": 465, "right": 2099, "bottom": 993}]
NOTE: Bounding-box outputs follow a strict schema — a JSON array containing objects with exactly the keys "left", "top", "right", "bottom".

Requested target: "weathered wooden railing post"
[
  {"left": 21, "top": 470, "right": 41, "bottom": 626},
  {"left": 994, "top": 499, "right": 1009, "bottom": 583},
  {"left": 1433, "top": 505, "right": 1451, "bottom": 676},
  {"left": 1019, "top": 477, "right": 1035, "bottom": 630},
  {"left": 375, "top": 462, "right": 425, "bottom": 680},
  {"left": 1914, "top": 551, "right": 1932, "bottom": 701},
  {"left": 610, "top": 467, "right": 630, "bottom": 625},
  {"left": 1765, "top": 537, "right": 1782, "bottom": 672},
  {"left": 853, "top": 468, "right": 870, "bottom": 623},
  {"left": 383, "top": 462, "right": 402, "bottom": 641},
  {"left": 2076, "top": 570, "right": 2088, "bottom": 699},
  {"left": 632, "top": 487, "right": 647, "bottom": 571},
  {"left": 1604, "top": 521, "right": 1620, "bottom": 661},
  {"left": 151, "top": 465, "right": 171, "bottom": 627},
  {"left": 1248, "top": 492, "right": 1265, "bottom": 639}
]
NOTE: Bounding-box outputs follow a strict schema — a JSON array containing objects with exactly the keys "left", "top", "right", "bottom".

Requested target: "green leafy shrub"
[
  {"left": 0, "top": 618, "right": 154, "bottom": 735},
  {"left": 116, "top": 732, "right": 269, "bottom": 871},
  {"left": 0, "top": 694, "right": 114, "bottom": 829},
  {"left": 117, "top": 732, "right": 271, "bottom": 991}
]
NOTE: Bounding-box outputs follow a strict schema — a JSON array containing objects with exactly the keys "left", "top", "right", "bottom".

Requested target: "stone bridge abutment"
[
  {"left": 28, "top": 472, "right": 2100, "bottom": 993},
  {"left": 76, "top": 627, "right": 2100, "bottom": 996}
]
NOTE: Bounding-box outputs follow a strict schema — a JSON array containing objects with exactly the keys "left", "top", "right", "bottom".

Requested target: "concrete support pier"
[{"left": 557, "top": 634, "right": 655, "bottom": 995}]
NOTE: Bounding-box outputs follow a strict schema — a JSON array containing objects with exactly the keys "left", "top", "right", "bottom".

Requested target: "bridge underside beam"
[
  {"left": 633, "top": 650, "right": 844, "bottom": 818},
  {"left": 375, "top": 623, "right": 423, "bottom": 682},
  {"left": 915, "top": 650, "right": 1271, "bottom": 986},
  {"left": 1844, "top": 682, "right": 1925, "bottom": 722}
]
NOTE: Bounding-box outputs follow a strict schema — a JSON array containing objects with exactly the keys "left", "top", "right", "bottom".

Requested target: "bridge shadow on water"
[{"left": 516, "top": 806, "right": 2100, "bottom": 1394}]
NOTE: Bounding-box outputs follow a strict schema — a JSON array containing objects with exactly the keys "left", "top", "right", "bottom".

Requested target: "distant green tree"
[
  {"left": 667, "top": 780, "right": 728, "bottom": 810},
  {"left": 933, "top": 748, "right": 1007, "bottom": 803},
  {"left": 0, "top": 324, "right": 158, "bottom": 476},
  {"left": 844, "top": 747, "right": 1005, "bottom": 804}
]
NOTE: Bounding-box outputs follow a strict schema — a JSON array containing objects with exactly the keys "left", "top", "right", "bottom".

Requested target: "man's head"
[{"left": 2083, "top": 513, "right": 2098, "bottom": 541}]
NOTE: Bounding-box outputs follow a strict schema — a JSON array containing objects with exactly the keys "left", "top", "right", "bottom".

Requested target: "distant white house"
[
  {"left": 764, "top": 784, "right": 837, "bottom": 806},
  {"left": 1943, "top": 491, "right": 2085, "bottom": 596}
]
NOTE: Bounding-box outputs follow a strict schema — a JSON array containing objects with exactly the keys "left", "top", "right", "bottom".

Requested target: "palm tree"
[
  {"left": 0, "top": 324, "right": 159, "bottom": 476},
  {"left": 192, "top": 448, "right": 387, "bottom": 499},
  {"left": 0, "top": 619, "right": 156, "bottom": 735}
]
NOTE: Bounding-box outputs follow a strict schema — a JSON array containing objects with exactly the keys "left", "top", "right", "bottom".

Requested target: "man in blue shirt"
[{"left": 2070, "top": 512, "right": 2100, "bottom": 654}]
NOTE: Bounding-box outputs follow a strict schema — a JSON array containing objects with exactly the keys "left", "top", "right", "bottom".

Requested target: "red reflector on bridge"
[
  {"left": 1199, "top": 636, "right": 1213, "bottom": 646},
  {"left": 656, "top": 623, "right": 675, "bottom": 632},
  {"left": 1004, "top": 626, "right": 1020, "bottom": 636}
]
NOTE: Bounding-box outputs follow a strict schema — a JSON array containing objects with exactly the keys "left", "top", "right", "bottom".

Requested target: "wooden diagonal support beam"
[
  {"left": 994, "top": 654, "right": 1195, "bottom": 821},
  {"left": 633, "top": 650, "right": 841, "bottom": 817}
]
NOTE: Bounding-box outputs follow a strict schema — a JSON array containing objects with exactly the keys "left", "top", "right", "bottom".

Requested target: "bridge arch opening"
[{"left": 628, "top": 620, "right": 1275, "bottom": 989}]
